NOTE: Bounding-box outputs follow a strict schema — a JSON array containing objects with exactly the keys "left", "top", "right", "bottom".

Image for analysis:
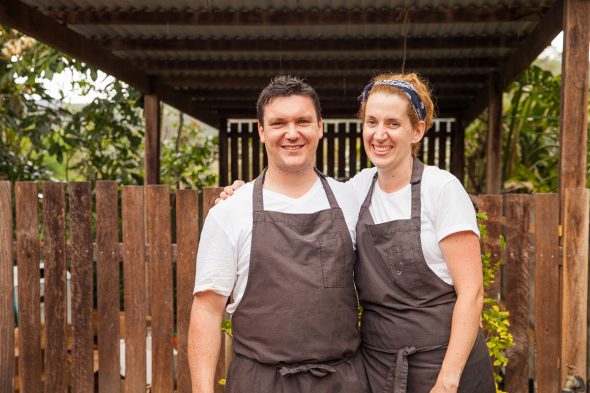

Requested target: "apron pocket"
[
  {"left": 384, "top": 244, "right": 423, "bottom": 293},
  {"left": 319, "top": 232, "right": 352, "bottom": 288}
]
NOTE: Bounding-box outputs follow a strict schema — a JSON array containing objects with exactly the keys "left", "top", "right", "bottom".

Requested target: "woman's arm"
[{"left": 430, "top": 230, "right": 484, "bottom": 393}]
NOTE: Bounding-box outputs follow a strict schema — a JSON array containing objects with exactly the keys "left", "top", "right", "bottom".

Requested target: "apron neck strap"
[
  {"left": 359, "top": 158, "right": 425, "bottom": 220},
  {"left": 253, "top": 167, "right": 338, "bottom": 212}
]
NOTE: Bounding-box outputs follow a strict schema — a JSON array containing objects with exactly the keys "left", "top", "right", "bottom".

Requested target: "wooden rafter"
[
  {"left": 103, "top": 36, "right": 522, "bottom": 52},
  {"left": 461, "top": 0, "right": 563, "bottom": 125},
  {"left": 47, "top": 6, "right": 547, "bottom": 26}
]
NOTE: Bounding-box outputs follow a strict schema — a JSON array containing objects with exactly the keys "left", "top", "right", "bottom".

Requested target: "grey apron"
[
  {"left": 226, "top": 168, "right": 369, "bottom": 393},
  {"left": 355, "top": 159, "right": 495, "bottom": 393}
]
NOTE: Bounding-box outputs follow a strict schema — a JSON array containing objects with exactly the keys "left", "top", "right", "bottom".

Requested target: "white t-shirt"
[
  {"left": 346, "top": 166, "right": 479, "bottom": 285},
  {"left": 193, "top": 177, "right": 360, "bottom": 314}
]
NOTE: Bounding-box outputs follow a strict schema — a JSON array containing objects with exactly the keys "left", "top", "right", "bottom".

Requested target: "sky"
[{"left": 43, "top": 32, "right": 567, "bottom": 105}]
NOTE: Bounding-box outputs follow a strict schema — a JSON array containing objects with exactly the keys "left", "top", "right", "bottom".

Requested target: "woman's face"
[{"left": 362, "top": 91, "right": 425, "bottom": 173}]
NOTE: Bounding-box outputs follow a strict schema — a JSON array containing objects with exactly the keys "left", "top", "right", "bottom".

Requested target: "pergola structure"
[{"left": 0, "top": 0, "right": 589, "bottom": 391}]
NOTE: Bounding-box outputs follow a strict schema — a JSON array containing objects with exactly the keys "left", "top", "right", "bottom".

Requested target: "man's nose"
[{"left": 285, "top": 123, "right": 299, "bottom": 139}]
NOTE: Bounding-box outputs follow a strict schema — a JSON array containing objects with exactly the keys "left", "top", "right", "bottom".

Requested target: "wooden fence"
[
  {"left": 219, "top": 118, "right": 456, "bottom": 184},
  {"left": 0, "top": 181, "right": 578, "bottom": 392}
]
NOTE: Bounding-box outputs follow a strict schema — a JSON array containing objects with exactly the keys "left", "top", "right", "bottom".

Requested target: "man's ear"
[{"left": 258, "top": 122, "right": 265, "bottom": 143}]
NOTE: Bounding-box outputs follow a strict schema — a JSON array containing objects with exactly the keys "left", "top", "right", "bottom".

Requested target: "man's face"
[{"left": 258, "top": 95, "right": 323, "bottom": 174}]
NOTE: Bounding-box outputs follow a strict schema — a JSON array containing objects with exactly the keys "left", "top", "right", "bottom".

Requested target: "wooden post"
[
  {"left": 557, "top": 0, "right": 590, "bottom": 385},
  {"left": 450, "top": 118, "right": 465, "bottom": 183},
  {"left": 486, "top": 74, "right": 502, "bottom": 194},
  {"left": 0, "top": 182, "right": 15, "bottom": 393},
  {"left": 144, "top": 95, "right": 161, "bottom": 185}
]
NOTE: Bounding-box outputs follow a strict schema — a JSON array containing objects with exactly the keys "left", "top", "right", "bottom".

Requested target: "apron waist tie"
[
  {"left": 234, "top": 352, "right": 354, "bottom": 379},
  {"left": 363, "top": 342, "right": 448, "bottom": 393}
]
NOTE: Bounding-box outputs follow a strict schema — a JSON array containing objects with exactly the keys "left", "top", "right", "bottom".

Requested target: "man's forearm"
[{"left": 188, "top": 296, "right": 225, "bottom": 393}]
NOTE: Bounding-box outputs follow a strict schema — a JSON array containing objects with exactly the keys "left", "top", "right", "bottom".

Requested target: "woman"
[
  {"left": 349, "top": 73, "right": 495, "bottom": 393},
  {"left": 218, "top": 73, "right": 495, "bottom": 393}
]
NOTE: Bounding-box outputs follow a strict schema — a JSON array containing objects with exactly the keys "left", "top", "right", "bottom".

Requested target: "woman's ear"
[{"left": 413, "top": 121, "right": 426, "bottom": 144}]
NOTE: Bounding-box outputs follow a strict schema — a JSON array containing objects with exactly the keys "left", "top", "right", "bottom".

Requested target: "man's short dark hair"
[{"left": 256, "top": 75, "right": 322, "bottom": 123}]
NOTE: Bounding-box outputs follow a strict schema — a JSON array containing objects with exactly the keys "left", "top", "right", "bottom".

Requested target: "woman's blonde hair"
[{"left": 357, "top": 73, "right": 436, "bottom": 156}]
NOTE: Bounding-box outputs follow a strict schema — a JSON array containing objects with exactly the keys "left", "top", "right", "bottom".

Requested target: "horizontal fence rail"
[
  {"left": 219, "top": 118, "right": 456, "bottom": 184},
  {"left": 0, "top": 182, "right": 586, "bottom": 392}
]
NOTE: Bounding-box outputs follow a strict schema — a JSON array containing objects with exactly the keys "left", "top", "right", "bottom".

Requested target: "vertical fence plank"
[
  {"left": 349, "top": 122, "right": 358, "bottom": 177},
  {"left": 230, "top": 123, "right": 239, "bottom": 182},
  {"left": 360, "top": 123, "right": 368, "bottom": 169},
  {"left": 504, "top": 194, "right": 530, "bottom": 393},
  {"left": 338, "top": 123, "right": 346, "bottom": 179},
  {"left": 561, "top": 188, "right": 589, "bottom": 383},
  {"left": 70, "top": 183, "right": 94, "bottom": 393},
  {"left": 0, "top": 181, "right": 14, "bottom": 393},
  {"left": 202, "top": 188, "right": 227, "bottom": 393},
  {"left": 96, "top": 181, "right": 121, "bottom": 393},
  {"left": 252, "top": 121, "right": 261, "bottom": 176},
  {"left": 146, "top": 186, "right": 174, "bottom": 392},
  {"left": 534, "top": 194, "right": 560, "bottom": 393},
  {"left": 427, "top": 127, "right": 436, "bottom": 166},
  {"left": 15, "top": 182, "right": 42, "bottom": 393},
  {"left": 241, "top": 123, "right": 250, "bottom": 181},
  {"left": 176, "top": 190, "right": 200, "bottom": 393},
  {"left": 42, "top": 182, "right": 67, "bottom": 393},
  {"left": 450, "top": 119, "right": 465, "bottom": 183},
  {"left": 122, "top": 187, "right": 147, "bottom": 393},
  {"left": 477, "top": 195, "right": 503, "bottom": 302},
  {"left": 316, "top": 133, "right": 324, "bottom": 173},
  {"left": 327, "top": 123, "right": 335, "bottom": 177},
  {"left": 219, "top": 118, "right": 228, "bottom": 186},
  {"left": 438, "top": 121, "right": 447, "bottom": 170}
]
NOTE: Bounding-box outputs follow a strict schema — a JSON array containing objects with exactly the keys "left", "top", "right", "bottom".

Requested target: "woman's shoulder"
[{"left": 422, "top": 165, "right": 461, "bottom": 191}]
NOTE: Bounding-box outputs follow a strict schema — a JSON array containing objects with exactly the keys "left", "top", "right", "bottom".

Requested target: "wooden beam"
[
  {"left": 103, "top": 36, "right": 522, "bottom": 52},
  {"left": 558, "top": 0, "right": 590, "bottom": 386},
  {"left": 461, "top": 0, "right": 563, "bottom": 125},
  {"left": 485, "top": 74, "right": 502, "bottom": 194},
  {"left": 48, "top": 6, "right": 547, "bottom": 26},
  {"left": 142, "top": 57, "right": 503, "bottom": 73},
  {"left": 0, "top": 0, "right": 217, "bottom": 127},
  {"left": 144, "top": 95, "right": 161, "bottom": 185}
]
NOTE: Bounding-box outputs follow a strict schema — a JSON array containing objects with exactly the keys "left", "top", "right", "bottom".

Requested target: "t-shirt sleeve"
[
  {"left": 193, "top": 210, "right": 237, "bottom": 297},
  {"left": 344, "top": 167, "right": 378, "bottom": 204},
  {"left": 432, "top": 178, "right": 480, "bottom": 242}
]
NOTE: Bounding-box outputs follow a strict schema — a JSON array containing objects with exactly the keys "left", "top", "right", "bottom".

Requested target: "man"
[{"left": 188, "top": 76, "right": 367, "bottom": 393}]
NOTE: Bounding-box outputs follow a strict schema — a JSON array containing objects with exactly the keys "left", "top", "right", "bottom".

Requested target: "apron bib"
[
  {"left": 226, "top": 169, "right": 369, "bottom": 393},
  {"left": 355, "top": 159, "right": 495, "bottom": 393}
]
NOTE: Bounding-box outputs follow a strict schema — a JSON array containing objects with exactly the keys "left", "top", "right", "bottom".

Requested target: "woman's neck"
[{"left": 377, "top": 156, "right": 414, "bottom": 193}]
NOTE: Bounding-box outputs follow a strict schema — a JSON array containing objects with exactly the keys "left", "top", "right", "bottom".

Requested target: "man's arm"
[{"left": 188, "top": 291, "right": 229, "bottom": 393}]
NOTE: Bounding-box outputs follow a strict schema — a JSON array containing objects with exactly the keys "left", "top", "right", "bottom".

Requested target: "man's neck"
[{"left": 263, "top": 166, "right": 319, "bottom": 198}]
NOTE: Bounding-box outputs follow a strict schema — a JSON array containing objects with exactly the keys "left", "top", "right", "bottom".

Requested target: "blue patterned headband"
[{"left": 358, "top": 79, "right": 426, "bottom": 121}]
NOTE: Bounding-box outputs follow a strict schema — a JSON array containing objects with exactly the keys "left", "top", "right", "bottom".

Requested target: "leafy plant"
[{"left": 478, "top": 211, "right": 514, "bottom": 393}]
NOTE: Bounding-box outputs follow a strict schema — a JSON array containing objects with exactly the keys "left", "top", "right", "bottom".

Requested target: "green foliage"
[
  {"left": 1, "top": 26, "right": 217, "bottom": 186},
  {"left": 478, "top": 212, "right": 514, "bottom": 393},
  {"left": 465, "top": 65, "right": 590, "bottom": 193}
]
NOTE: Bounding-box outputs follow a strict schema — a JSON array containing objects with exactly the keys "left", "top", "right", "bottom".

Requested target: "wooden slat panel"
[
  {"left": 427, "top": 129, "right": 436, "bottom": 166},
  {"left": 316, "top": 133, "right": 324, "bottom": 172},
  {"left": 69, "top": 183, "right": 94, "bottom": 393},
  {"left": 348, "top": 122, "right": 358, "bottom": 177},
  {"left": 326, "top": 123, "right": 335, "bottom": 177},
  {"left": 438, "top": 121, "right": 447, "bottom": 170},
  {"left": 219, "top": 118, "right": 228, "bottom": 186},
  {"left": 503, "top": 194, "right": 530, "bottom": 393},
  {"left": 533, "top": 194, "right": 560, "bottom": 393},
  {"left": 241, "top": 123, "right": 250, "bottom": 181},
  {"left": 96, "top": 181, "right": 121, "bottom": 393},
  {"left": 477, "top": 195, "right": 503, "bottom": 303},
  {"left": 230, "top": 123, "right": 239, "bottom": 182},
  {"left": 337, "top": 123, "right": 346, "bottom": 178},
  {"left": 201, "top": 188, "right": 226, "bottom": 393},
  {"left": 450, "top": 119, "right": 466, "bottom": 184},
  {"left": 146, "top": 186, "right": 174, "bottom": 392},
  {"left": 252, "top": 121, "right": 261, "bottom": 176},
  {"left": 42, "top": 182, "right": 67, "bottom": 393},
  {"left": 561, "top": 188, "right": 589, "bottom": 383},
  {"left": 15, "top": 182, "right": 42, "bottom": 393},
  {"left": 360, "top": 123, "right": 368, "bottom": 169},
  {"left": 122, "top": 187, "right": 147, "bottom": 393},
  {"left": 176, "top": 190, "right": 200, "bottom": 393},
  {"left": 0, "top": 181, "right": 15, "bottom": 393},
  {"left": 263, "top": 145, "right": 268, "bottom": 168}
]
